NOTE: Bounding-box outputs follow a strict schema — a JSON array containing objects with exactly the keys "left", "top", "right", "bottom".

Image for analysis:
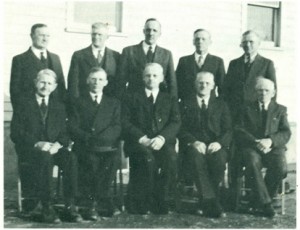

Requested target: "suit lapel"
[
  {"left": 103, "top": 47, "right": 116, "bottom": 75},
  {"left": 265, "top": 100, "right": 276, "bottom": 135},
  {"left": 188, "top": 54, "right": 198, "bottom": 77},
  {"left": 133, "top": 42, "right": 147, "bottom": 67},
  {"left": 248, "top": 54, "right": 264, "bottom": 80},
  {"left": 84, "top": 46, "right": 98, "bottom": 67},
  {"left": 153, "top": 46, "right": 164, "bottom": 65}
]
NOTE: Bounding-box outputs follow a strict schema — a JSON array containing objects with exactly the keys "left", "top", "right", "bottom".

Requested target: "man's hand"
[
  {"left": 48, "top": 142, "right": 62, "bottom": 155},
  {"left": 207, "top": 142, "right": 222, "bottom": 154},
  {"left": 139, "top": 135, "right": 151, "bottom": 147},
  {"left": 149, "top": 136, "right": 165, "bottom": 151},
  {"left": 192, "top": 141, "right": 207, "bottom": 154},
  {"left": 255, "top": 138, "right": 272, "bottom": 154},
  {"left": 34, "top": 141, "right": 52, "bottom": 151}
]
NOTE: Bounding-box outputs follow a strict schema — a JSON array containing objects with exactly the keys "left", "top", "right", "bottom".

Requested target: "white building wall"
[{"left": 3, "top": 0, "right": 298, "bottom": 124}]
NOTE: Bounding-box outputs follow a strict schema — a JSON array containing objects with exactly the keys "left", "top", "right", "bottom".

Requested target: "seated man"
[
  {"left": 178, "top": 71, "right": 232, "bottom": 218},
  {"left": 68, "top": 67, "right": 121, "bottom": 220},
  {"left": 10, "top": 69, "right": 82, "bottom": 223},
  {"left": 122, "top": 63, "right": 181, "bottom": 214},
  {"left": 236, "top": 77, "right": 291, "bottom": 217}
]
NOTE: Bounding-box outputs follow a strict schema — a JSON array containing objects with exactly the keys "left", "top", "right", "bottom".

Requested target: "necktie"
[
  {"left": 94, "top": 95, "right": 98, "bottom": 106},
  {"left": 97, "top": 50, "right": 102, "bottom": 64},
  {"left": 40, "top": 52, "right": 47, "bottom": 65},
  {"left": 197, "top": 55, "right": 204, "bottom": 68},
  {"left": 261, "top": 103, "right": 267, "bottom": 128},
  {"left": 146, "top": 46, "right": 153, "bottom": 63},
  {"left": 40, "top": 97, "right": 47, "bottom": 119},
  {"left": 201, "top": 99, "right": 207, "bottom": 110},
  {"left": 148, "top": 93, "right": 154, "bottom": 104}
]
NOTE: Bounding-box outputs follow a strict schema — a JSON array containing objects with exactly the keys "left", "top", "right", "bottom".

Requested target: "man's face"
[
  {"left": 256, "top": 80, "right": 275, "bottom": 103},
  {"left": 87, "top": 71, "right": 108, "bottom": 93},
  {"left": 143, "top": 20, "right": 161, "bottom": 45},
  {"left": 193, "top": 31, "right": 211, "bottom": 54},
  {"left": 143, "top": 66, "right": 164, "bottom": 90},
  {"left": 91, "top": 26, "right": 109, "bottom": 48},
  {"left": 195, "top": 73, "right": 215, "bottom": 97},
  {"left": 31, "top": 27, "right": 50, "bottom": 50},
  {"left": 241, "top": 33, "right": 260, "bottom": 55},
  {"left": 35, "top": 74, "right": 57, "bottom": 97}
]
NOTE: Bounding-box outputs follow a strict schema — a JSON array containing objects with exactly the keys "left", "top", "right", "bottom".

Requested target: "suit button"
[
  {"left": 91, "top": 128, "right": 95, "bottom": 132},
  {"left": 158, "top": 118, "right": 162, "bottom": 122}
]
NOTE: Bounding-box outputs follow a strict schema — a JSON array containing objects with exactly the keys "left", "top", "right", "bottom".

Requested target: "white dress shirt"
[
  {"left": 244, "top": 52, "right": 258, "bottom": 63},
  {"left": 90, "top": 92, "right": 103, "bottom": 104},
  {"left": 145, "top": 88, "right": 159, "bottom": 103},
  {"left": 194, "top": 52, "right": 208, "bottom": 64},
  {"left": 35, "top": 94, "right": 49, "bottom": 106},
  {"left": 31, "top": 46, "right": 47, "bottom": 59},
  {"left": 259, "top": 100, "right": 271, "bottom": 111},
  {"left": 196, "top": 95, "right": 210, "bottom": 108},
  {"left": 142, "top": 41, "right": 156, "bottom": 55},
  {"left": 92, "top": 45, "right": 106, "bottom": 59}
]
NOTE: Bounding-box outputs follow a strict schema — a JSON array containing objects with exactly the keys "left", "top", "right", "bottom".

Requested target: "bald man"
[
  {"left": 118, "top": 18, "right": 177, "bottom": 99},
  {"left": 179, "top": 71, "right": 232, "bottom": 218},
  {"left": 176, "top": 29, "right": 225, "bottom": 101},
  {"left": 236, "top": 78, "right": 291, "bottom": 217},
  {"left": 68, "top": 22, "right": 120, "bottom": 99},
  {"left": 224, "top": 30, "right": 277, "bottom": 122},
  {"left": 122, "top": 63, "right": 181, "bottom": 214}
]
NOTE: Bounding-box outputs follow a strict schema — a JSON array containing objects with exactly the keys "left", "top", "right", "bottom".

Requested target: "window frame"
[
  {"left": 242, "top": 1, "right": 282, "bottom": 49},
  {"left": 65, "top": 1, "right": 126, "bottom": 37}
]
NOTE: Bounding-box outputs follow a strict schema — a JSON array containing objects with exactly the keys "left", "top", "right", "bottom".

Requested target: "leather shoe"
[
  {"left": 85, "top": 208, "right": 99, "bottom": 221},
  {"left": 63, "top": 205, "right": 83, "bottom": 222},
  {"left": 41, "top": 205, "right": 61, "bottom": 224},
  {"left": 262, "top": 203, "right": 276, "bottom": 218}
]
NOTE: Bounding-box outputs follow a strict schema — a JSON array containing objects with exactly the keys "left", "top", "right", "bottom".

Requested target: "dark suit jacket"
[
  {"left": 10, "top": 48, "right": 66, "bottom": 110},
  {"left": 223, "top": 54, "right": 276, "bottom": 120},
  {"left": 235, "top": 101, "right": 291, "bottom": 150},
  {"left": 176, "top": 53, "right": 225, "bottom": 100},
  {"left": 179, "top": 96, "right": 232, "bottom": 151},
  {"left": 68, "top": 93, "right": 121, "bottom": 152},
  {"left": 67, "top": 46, "right": 120, "bottom": 99},
  {"left": 118, "top": 42, "right": 177, "bottom": 98},
  {"left": 122, "top": 90, "right": 181, "bottom": 155},
  {"left": 10, "top": 95, "right": 70, "bottom": 154}
]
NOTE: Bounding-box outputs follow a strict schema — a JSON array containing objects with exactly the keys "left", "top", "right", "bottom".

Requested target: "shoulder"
[
  {"left": 12, "top": 49, "right": 31, "bottom": 61},
  {"left": 256, "top": 54, "right": 274, "bottom": 65},
  {"left": 156, "top": 46, "right": 172, "bottom": 54},
  {"left": 122, "top": 43, "right": 140, "bottom": 52},
  {"left": 178, "top": 54, "right": 193, "bottom": 62},
  {"left": 208, "top": 54, "right": 224, "bottom": 62},
  {"left": 106, "top": 47, "right": 120, "bottom": 56},
  {"left": 103, "top": 95, "right": 121, "bottom": 106}
]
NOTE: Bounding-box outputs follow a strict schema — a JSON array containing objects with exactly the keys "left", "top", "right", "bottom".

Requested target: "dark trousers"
[
  {"left": 17, "top": 147, "right": 78, "bottom": 206},
  {"left": 127, "top": 144, "right": 177, "bottom": 208},
  {"left": 243, "top": 147, "right": 287, "bottom": 205},
  {"left": 78, "top": 151, "right": 118, "bottom": 204},
  {"left": 184, "top": 146, "right": 227, "bottom": 201}
]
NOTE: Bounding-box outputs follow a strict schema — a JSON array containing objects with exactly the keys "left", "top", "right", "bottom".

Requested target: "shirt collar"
[
  {"left": 145, "top": 88, "right": 159, "bottom": 103},
  {"left": 90, "top": 92, "right": 103, "bottom": 104},
  {"left": 142, "top": 41, "right": 156, "bottom": 55},
  {"left": 194, "top": 52, "right": 208, "bottom": 62},
  {"left": 244, "top": 52, "right": 258, "bottom": 63},
  {"left": 258, "top": 100, "right": 271, "bottom": 110},
  {"left": 35, "top": 94, "right": 49, "bottom": 105},
  {"left": 31, "top": 46, "right": 47, "bottom": 59},
  {"left": 196, "top": 94, "right": 210, "bottom": 108},
  {"left": 92, "top": 45, "right": 106, "bottom": 58}
]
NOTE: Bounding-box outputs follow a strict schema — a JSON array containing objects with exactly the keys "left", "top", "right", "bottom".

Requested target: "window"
[
  {"left": 66, "top": 1, "right": 123, "bottom": 35},
  {"left": 247, "top": 1, "right": 281, "bottom": 47}
]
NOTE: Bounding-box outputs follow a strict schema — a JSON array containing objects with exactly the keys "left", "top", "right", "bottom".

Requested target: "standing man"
[
  {"left": 69, "top": 67, "right": 121, "bottom": 220},
  {"left": 118, "top": 18, "right": 177, "bottom": 98},
  {"left": 10, "top": 69, "right": 82, "bottom": 223},
  {"left": 236, "top": 78, "right": 291, "bottom": 217},
  {"left": 176, "top": 29, "right": 225, "bottom": 101},
  {"left": 122, "top": 63, "right": 181, "bottom": 214},
  {"left": 68, "top": 22, "right": 120, "bottom": 99},
  {"left": 223, "top": 30, "right": 276, "bottom": 122},
  {"left": 10, "top": 23, "right": 66, "bottom": 110},
  {"left": 179, "top": 72, "right": 232, "bottom": 218}
]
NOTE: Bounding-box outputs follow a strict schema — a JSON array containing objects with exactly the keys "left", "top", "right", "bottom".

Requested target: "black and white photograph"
[{"left": 2, "top": 0, "right": 298, "bottom": 228}]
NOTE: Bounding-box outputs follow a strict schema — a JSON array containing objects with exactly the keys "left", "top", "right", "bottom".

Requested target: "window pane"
[{"left": 247, "top": 5, "right": 275, "bottom": 41}]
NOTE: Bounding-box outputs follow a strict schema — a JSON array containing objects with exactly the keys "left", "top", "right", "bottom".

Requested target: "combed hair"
[
  {"left": 144, "top": 18, "right": 161, "bottom": 28},
  {"left": 31, "top": 23, "right": 47, "bottom": 35},
  {"left": 88, "top": 67, "right": 107, "bottom": 79},
  {"left": 36, "top": 69, "right": 57, "bottom": 82},
  {"left": 91, "top": 22, "right": 108, "bottom": 30},
  {"left": 143, "top": 63, "right": 164, "bottom": 75},
  {"left": 193, "top": 28, "right": 211, "bottom": 37}
]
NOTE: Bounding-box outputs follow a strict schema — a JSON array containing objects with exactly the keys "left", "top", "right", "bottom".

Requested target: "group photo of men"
[{"left": 3, "top": 1, "right": 297, "bottom": 228}]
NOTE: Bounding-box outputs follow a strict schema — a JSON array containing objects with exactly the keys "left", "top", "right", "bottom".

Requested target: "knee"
[{"left": 244, "top": 149, "right": 261, "bottom": 168}]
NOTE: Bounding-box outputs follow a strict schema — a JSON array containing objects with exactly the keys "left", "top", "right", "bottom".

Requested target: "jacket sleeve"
[
  {"left": 159, "top": 98, "right": 181, "bottom": 142},
  {"left": 223, "top": 61, "right": 234, "bottom": 104},
  {"left": 165, "top": 51, "right": 178, "bottom": 99},
  {"left": 53, "top": 55, "right": 67, "bottom": 102},
  {"left": 116, "top": 48, "right": 130, "bottom": 99},
  {"left": 216, "top": 102, "right": 232, "bottom": 148},
  {"left": 216, "top": 58, "right": 226, "bottom": 98},
  {"left": 269, "top": 107, "right": 291, "bottom": 147},
  {"left": 67, "top": 52, "right": 80, "bottom": 99},
  {"left": 10, "top": 56, "right": 22, "bottom": 109},
  {"left": 175, "top": 58, "right": 185, "bottom": 101}
]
